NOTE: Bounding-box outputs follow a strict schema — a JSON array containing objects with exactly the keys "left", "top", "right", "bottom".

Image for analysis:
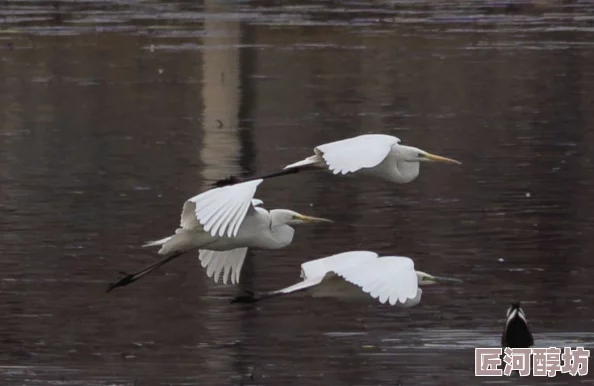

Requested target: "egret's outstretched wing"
[
  {"left": 300, "top": 251, "right": 379, "bottom": 279},
  {"left": 331, "top": 255, "right": 418, "bottom": 306},
  {"left": 402, "top": 288, "right": 422, "bottom": 308},
  {"left": 199, "top": 248, "right": 248, "bottom": 285},
  {"left": 248, "top": 252, "right": 378, "bottom": 299},
  {"left": 315, "top": 134, "right": 401, "bottom": 175},
  {"left": 262, "top": 252, "right": 417, "bottom": 306},
  {"left": 180, "top": 179, "right": 264, "bottom": 238},
  {"left": 265, "top": 273, "right": 332, "bottom": 296}
]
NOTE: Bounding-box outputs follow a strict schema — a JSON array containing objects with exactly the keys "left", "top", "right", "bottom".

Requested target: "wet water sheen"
[{"left": 2, "top": 1, "right": 594, "bottom": 385}]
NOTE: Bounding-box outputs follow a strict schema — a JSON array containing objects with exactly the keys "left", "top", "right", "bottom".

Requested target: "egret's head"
[
  {"left": 416, "top": 271, "right": 462, "bottom": 286},
  {"left": 398, "top": 145, "right": 462, "bottom": 165},
  {"left": 270, "top": 209, "right": 333, "bottom": 228}
]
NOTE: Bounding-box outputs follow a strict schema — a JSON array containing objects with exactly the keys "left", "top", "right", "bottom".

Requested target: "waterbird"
[
  {"left": 231, "top": 250, "right": 462, "bottom": 305},
  {"left": 106, "top": 179, "right": 333, "bottom": 292},
  {"left": 501, "top": 302, "right": 534, "bottom": 348},
  {"left": 213, "top": 134, "right": 461, "bottom": 188}
]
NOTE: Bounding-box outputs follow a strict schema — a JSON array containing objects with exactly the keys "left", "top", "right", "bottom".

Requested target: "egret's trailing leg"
[
  {"left": 106, "top": 251, "right": 183, "bottom": 293},
  {"left": 230, "top": 290, "right": 283, "bottom": 304},
  {"left": 212, "top": 167, "right": 305, "bottom": 188}
]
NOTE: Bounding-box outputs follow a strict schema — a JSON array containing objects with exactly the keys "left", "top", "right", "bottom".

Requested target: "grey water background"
[{"left": 2, "top": 0, "right": 594, "bottom": 385}]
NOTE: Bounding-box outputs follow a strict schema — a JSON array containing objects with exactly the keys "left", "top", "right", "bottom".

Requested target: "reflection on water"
[{"left": 1, "top": 1, "right": 594, "bottom": 385}]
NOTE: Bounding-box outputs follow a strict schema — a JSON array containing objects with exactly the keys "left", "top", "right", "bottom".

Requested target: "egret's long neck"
[
  {"left": 269, "top": 225, "right": 295, "bottom": 249},
  {"left": 394, "top": 161, "right": 420, "bottom": 184}
]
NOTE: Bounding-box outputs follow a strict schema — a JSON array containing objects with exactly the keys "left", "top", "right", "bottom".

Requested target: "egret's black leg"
[
  {"left": 230, "top": 290, "right": 260, "bottom": 304},
  {"left": 212, "top": 175, "right": 245, "bottom": 188},
  {"left": 230, "top": 290, "right": 283, "bottom": 304},
  {"left": 212, "top": 167, "right": 304, "bottom": 188},
  {"left": 106, "top": 252, "right": 183, "bottom": 293}
]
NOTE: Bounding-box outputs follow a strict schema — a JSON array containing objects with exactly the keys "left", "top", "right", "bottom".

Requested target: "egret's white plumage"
[
  {"left": 198, "top": 248, "right": 248, "bottom": 285},
  {"left": 180, "top": 179, "right": 263, "bottom": 238},
  {"left": 232, "top": 251, "right": 461, "bottom": 306},
  {"left": 283, "top": 134, "right": 461, "bottom": 184},
  {"left": 107, "top": 179, "right": 332, "bottom": 292}
]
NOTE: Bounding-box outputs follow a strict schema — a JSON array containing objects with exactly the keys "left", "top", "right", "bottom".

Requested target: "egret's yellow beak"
[
  {"left": 424, "top": 153, "right": 462, "bottom": 165},
  {"left": 432, "top": 275, "right": 463, "bottom": 284},
  {"left": 295, "top": 214, "right": 334, "bottom": 223}
]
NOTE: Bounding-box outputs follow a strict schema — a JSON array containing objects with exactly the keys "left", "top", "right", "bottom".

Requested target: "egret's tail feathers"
[
  {"left": 142, "top": 236, "right": 173, "bottom": 248},
  {"left": 144, "top": 231, "right": 209, "bottom": 256},
  {"left": 284, "top": 154, "right": 324, "bottom": 170},
  {"left": 199, "top": 248, "right": 248, "bottom": 285}
]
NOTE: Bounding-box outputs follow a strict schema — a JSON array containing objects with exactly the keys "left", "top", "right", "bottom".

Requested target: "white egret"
[
  {"left": 501, "top": 302, "right": 534, "bottom": 348},
  {"left": 231, "top": 250, "right": 462, "bottom": 306},
  {"left": 213, "top": 134, "right": 461, "bottom": 187},
  {"left": 107, "top": 179, "right": 333, "bottom": 292}
]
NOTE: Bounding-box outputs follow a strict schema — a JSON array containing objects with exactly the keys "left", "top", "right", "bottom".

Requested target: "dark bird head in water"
[{"left": 501, "top": 301, "right": 534, "bottom": 348}]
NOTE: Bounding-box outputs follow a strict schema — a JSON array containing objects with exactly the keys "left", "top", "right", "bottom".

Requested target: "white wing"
[
  {"left": 268, "top": 252, "right": 418, "bottom": 306},
  {"left": 260, "top": 252, "right": 379, "bottom": 299},
  {"left": 315, "top": 134, "right": 401, "bottom": 175},
  {"left": 199, "top": 248, "right": 248, "bottom": 285},
  {"left": 401, "top": 288, "right": 422, "bottom": 308},
  {"left": 180, "top": 179, "right": 263, "bottom": 238},
  {"left": 330, "top": 255, "right": 418, "bottom": 306},
  {"left": 300, "top": 250, "right": 379, "bottom": 280},
  {"left": 267, "top": 273, "right": 331, "bottom": 296}
]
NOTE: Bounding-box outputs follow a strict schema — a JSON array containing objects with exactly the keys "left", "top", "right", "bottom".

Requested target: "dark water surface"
[{"left": 2, "top": 1, "right": 594, "bottom": 385}]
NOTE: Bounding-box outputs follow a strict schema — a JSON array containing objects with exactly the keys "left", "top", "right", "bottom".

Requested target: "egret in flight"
[
  {"left": 231, "top": 250, "right": 461, "bottom": 306},
  {"left": 106, "top": 179, "right": 333, "bottom": 292},
  {"left": 214, "top": 134, "right": 461, "bottom": 187},
  {"left": 501, "top": 302, "right": 534, "bottom": 348}
]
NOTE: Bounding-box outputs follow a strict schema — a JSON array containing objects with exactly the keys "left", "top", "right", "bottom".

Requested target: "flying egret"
[
  {"left": 106, "top": 179, "right": 333, "bottom": 292},
  {"left": 231, "top": 250, "right": 462, "bottom": 306},
  {"left": 213, "top": 134, "right": 461, "bottom": 187},
  {"left": 501, "top": 302, "right": 534, "bottom": 348}
]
